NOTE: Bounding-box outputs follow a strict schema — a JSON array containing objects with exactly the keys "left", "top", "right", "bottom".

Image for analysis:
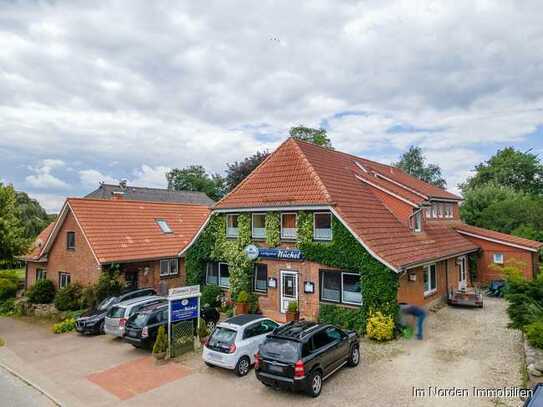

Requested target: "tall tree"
[
  {"left": 16, "top": 191, "right": 53, "bottom": 239},
  {"left": 0, "top": 183, "right": 29, "bottom": 264},
  {"left": 393, "top": 146, "right": 446, "bottom": 188},
  {"left": 460, "top": 147, "right": 543, "bottom": 195},
  {"left": 225, "top": 150, "right": 269, "bottom": 192},
  {"left": 166, "top": 165, "right": 225, "bottom": 201},
  {"left": 289, "top": 126, "right": 333, "bottom": 149}
]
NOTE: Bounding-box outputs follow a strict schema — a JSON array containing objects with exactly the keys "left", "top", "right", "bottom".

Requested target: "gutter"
[{"left": 401, "top": 248, "right": 480, "bottom": 270}]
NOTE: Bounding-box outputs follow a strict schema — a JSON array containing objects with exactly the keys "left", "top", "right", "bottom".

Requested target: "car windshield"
[
  {"left": 208, "top": 327, "right": 237, "bottom": 347},
  {"left": 130, "top": 313, "right": 150, "bottom": 328},
  {"left": 107, "top": 306, "right": 125, "bottom": 318},
  {"left": 97, "top": 297, "right": 117, "bottom": 311},
  {"left": 260, "top": 338, "right": 300, "bottom": 362}
]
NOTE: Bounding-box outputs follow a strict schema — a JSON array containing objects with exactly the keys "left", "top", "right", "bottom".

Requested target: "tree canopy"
[
  {"left": 0, "top": 183, "right": 29, "bottom": 265},
  {"left": 166, "top": 165, "right": 225, "bottom": 201},
  {"left": 225, "top": 150, "right": 269, "bottom": 192},
  {"left": 460, "top": 147, "right": 543, "bottom": 195},
  {"left": 393, "top": 146, "right": 446, "bottom": 188},
  {"left": 16, "top": 191, "right": 54, "bottom": 239},
  {"left": 289, "top": 126, "right": 333, "bottom": 149}
]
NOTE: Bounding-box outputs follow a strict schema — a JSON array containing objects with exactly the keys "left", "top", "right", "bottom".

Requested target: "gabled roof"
[
  {"left": 86, "top": 184, "right": 214, "bottom": 206},
  {"left": 216, "top": 138, "right": 478, "bottom": 270},
  {"left": 22, "top": 222, "right": 55, "bottom": 262},
  {"left": 453, "top": 223, "right": 543, "bottom": 252},
  {"left": 37, "top": 198, "right": 210, "bottom": 264}
]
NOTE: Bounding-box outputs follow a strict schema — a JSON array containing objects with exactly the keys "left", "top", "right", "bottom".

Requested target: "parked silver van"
[{"left": 104, "top": 296, "right": 166, "bottom": 337}]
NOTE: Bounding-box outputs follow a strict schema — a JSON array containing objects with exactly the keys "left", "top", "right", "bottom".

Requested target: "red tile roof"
[
  {"left": 23, "top": 222, "right": 55, "bottom": 261},
  {"left": 216, "top": 138, "right": 480, "bottom": 270},
  {"left": 37, "top": 198, "right": 210, "bottom": 264},
  {"left": 452, "top": 223, "right": 543, "bottom": 251}
]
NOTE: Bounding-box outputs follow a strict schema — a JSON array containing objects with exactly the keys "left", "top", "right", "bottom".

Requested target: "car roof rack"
[{"left": 271, "top": 319, "right": 321, "bottom": 341}]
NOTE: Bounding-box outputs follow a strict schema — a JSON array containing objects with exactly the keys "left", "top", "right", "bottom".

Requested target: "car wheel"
[
  {"left": 306, "top": 370, "right": 322, "bottom": 398},
  {"left": 347, "top": 345, "right": 360, "bottom": 367},
  {"left": 235, "top": 356, "right": 251, "bottom": 377},
  {"left": 205, "top": 362, "right": 216, "bottom": 368},
  {"left": 206, "top": 319, "right": 216, "bottom": 332}
]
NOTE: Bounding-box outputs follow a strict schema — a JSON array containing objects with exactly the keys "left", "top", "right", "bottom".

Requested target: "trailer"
[{"left": 448, "top": 288, "right": 484, "bottom": 308}]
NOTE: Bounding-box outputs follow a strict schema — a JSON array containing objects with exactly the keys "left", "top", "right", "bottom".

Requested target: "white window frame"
[
  {"left": 320, "top": 271, "right": 341, "bottom": 303},
  {"left": 156, "top": 219, "right": 173, "bottom": 234},
  {"left": 425, "top": 206, "right": 432, "bottom": 219},
  {"left": 59, "top": 272, "right": 71, "bottom": 288},
  {"left": 218, "top": 262, "right": 230, "bottom": 288},
  {"left": 413, "top": 211, "right": 422, "bottom": 232},
  {"left": 36, "top": 269, "right": 47, "bottom": 281},
  {"left": 281, "top": 212, "right": 298, "bottom": 240},
  {"left": 341, "top": 272, "right": 362, "bottom": 306},
  {"left": 251, "top": 213, "right": 266, "bottom": 239},
  {"left": 206, "top": 263, "right": 219, "bottom": 286},
  {"left": 493, "top": 253, "right": 504, "bottom": 264},
  {"left": 431, "top": 204, "right": 438, "bottom": 218},
  {"left": 226, "top": 214, "right": 239, "bottom": 238},
  {"left": 313, "top": 212, "right": 333, "bottom": 241},
  {"left": 445, "top": 203, "right": 454, "bottom": 218},
  {"left": 423, "top": 264, "right": 437, "bottom": 296},
  {"left": 160, "top": 258, "right": 179, "bottom": 277},
  {"left": 253, "top": 263, "right": 267, "bottom": 293}
]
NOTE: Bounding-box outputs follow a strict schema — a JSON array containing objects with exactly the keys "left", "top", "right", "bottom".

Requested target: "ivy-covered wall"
[{"left": 185, "top": 210, "right": 399, "bottom": 333}]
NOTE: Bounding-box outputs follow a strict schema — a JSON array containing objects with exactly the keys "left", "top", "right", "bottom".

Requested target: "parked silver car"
[{"left": 104, "top": 296, "right": 165, "bottom": 337}]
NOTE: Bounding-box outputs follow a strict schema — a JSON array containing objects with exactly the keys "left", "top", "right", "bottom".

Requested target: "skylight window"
[{"left": 156, "top": 219, "right": 172, "bottom": 233}]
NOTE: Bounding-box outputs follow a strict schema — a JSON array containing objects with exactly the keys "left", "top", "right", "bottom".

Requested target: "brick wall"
[
  {"left": 460, "top": 235, "right": 536, "bottom": 283},
  {"left": 123, "top": 258, "right": 186, "bottom": 294}
]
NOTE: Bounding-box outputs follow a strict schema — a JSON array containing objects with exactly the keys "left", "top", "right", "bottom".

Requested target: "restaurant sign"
[{"left": 244, "top": 244, "right": 303, "bottom": 261}]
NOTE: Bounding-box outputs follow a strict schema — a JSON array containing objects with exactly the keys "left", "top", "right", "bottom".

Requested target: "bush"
[
  {"left": 198, "top": 319, "right": 210, "bottom": 339},
  {"left": 95, "top": 269, "right": 122, "bottom": 303},
  {"left": 201, "top": 285, "right": 222, "bottom": 308},
  {"left": 54, "top": 283, "right": 83, "bottom": 311},
  {"left": 152, "top": 325, "right": 168, "bottom": 354},
  {"left": 0, "top": 270, "right": 20, "bottom": 285},
  {"left": 52, "top": 318, "right": 76, "bottom": 334},
  {"left": 236, "top": 290, "right": 249, "bottom": 304},
  {"left": 319, "top": 303, "right": 364, "bottom": 333},
  {"left": 287, "top": 301, "right": 298, "bottom": 313},
  {"left": 526, "top": 320, "right": 543, "bottom": 349},
  {"left": 248, "top": 293, "right": 259, "bottom": 314},
  {"left": 0, "top": 298, "right": 17, "bottom": 316},
  {"left": 0, "top": 278, "right": 17, "bottom": 302},
  {"left": 366, "top": 311, "right": 395, "bottom": 342},
  {"left": 27, "top": 279, "right": 55, "bottom": 304},
  {"left": 80, "top": 286, "right": 97, "bottom": 310}
]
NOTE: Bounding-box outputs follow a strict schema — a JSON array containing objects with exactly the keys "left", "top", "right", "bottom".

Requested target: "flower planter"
[
  {"left": 235, "top": 302, "right": 249, "bottom": 315},
  {"left": 285, "top": 311, "right": 299, "bottom": 322}
]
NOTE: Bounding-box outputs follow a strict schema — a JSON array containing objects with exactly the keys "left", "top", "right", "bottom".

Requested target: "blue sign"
[
  {"left": 258, "top": 248, "right": 303, "bottom": 260},
  {"left": 170, "top": 296, "right": 198, "bottom": 323}
]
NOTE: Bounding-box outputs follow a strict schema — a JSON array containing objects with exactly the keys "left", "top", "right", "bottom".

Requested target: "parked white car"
[
  {"left": 202, "top": 315, "right": 279, "bottom": 376},
  {"left": 104, "top": 295, "right": 165, "bottom": 338}
]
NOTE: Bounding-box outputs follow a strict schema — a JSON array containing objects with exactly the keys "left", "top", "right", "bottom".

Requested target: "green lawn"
[{"left": 0, "top": 268, "right": 24, "bottom": 280}]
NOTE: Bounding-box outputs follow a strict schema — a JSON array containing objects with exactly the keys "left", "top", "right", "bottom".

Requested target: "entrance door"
[
  {"left": 458, "top": 257, "right": 467, "bottom": 290},
  {"left": 125, "top": 271, "right": 138, "bottom": 290},
  {"left": 280, "top": 271, "right": 298, "bottom": 313}
]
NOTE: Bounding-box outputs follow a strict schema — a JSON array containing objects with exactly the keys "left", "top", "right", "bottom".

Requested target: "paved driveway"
[{"left": 0, "top": 297, "right": 525, "bottom": 407}]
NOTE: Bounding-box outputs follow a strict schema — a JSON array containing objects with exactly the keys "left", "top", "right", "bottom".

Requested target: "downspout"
[{"left": 445, "top": 258, "right": 449, "bottom": 300}]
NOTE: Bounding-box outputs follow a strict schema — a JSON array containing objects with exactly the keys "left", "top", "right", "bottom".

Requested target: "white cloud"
[
  {"left": 26, "top": 192, "right": 66, "bottom": 214},
  {"left": 25, "top": 159, "right": 68, "bottom": 189},
  {"left": 79, "top": 169, "right": 117, "bottom": 188},
  {"left": 131, "top": 165, "right": 170, "bottom": 188}
]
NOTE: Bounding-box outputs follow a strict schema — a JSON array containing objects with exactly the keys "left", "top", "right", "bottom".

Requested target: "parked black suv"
[
  {"left": 255, "top": 320, "right": 359, "bottom": 397},
  {"left": 123, "top": 302, "right": 220, "bottom": 349},
  {"left": 75, "top": 288, "right": 157, "bottom": 335}
]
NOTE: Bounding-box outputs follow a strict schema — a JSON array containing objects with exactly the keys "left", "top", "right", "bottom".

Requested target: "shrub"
[
  {"left": 52, "top": 318, "right": 76, "bottom": 334},
  {"left": 319, "top": 303, "right": 364, "bottom": 333},
  {"left": 27, "top": 279, "right": 55, "bottom": 304},
  {"left": 201, "top": 285, "right": 222, "bottom": 308},
  {"left": 54, "top": 283, "right": 83, "bottom": 311},
  {"left": 0, "top": 298, "right": 17, "bottom": 316},
  {"left": 366, "top": 311, "right": 395, "bottom": 342},
  {"left": 526, "top": 320, "right": 543, "bottom": 349},
  {"left": 95, "top": 269, "right": 122, "bottom": 302},
  {"left": 198, "top": 319, "right": 210, "bottom": 339},
  {"left": 236, "top": 290, "right": 249, "bottom": 304},
  {"left": 0, "top": 270, "right": 20, "bottom": 285},
  {"left": 152, "top": 325, "right": 168, "bottom": 354},
  {"left": 287, "top": 301, "right": 298, "bottom": 313},
  {"left": 248, "top": 293, "right": 259, "bottom": 314},
  {"left": 0, "top": 278, "right": 17, "bottom": 302},
  {"left": 80, "top": 286, "right": 97, "bottom": 310}
]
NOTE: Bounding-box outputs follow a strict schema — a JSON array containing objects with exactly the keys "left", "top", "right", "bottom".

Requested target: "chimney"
[{"left": 112, "top": 191, "right": 125, "bottom": 200}]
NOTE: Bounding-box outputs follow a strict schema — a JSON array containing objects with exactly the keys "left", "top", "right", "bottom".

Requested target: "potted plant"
[
  {"left": 286, "top": 301, "right": 299, "bottom": 322},
  {"left": 198, "top": 318, "right": 210, "bottom": 345},
  {"left": 235, "top": 290, "right": 249, "bottom": 315},
  {"left": 152, "top": 325, "right": 168, "bottom": 360}
]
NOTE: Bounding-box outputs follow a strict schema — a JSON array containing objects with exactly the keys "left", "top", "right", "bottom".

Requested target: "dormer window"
[
  {"left": 413, "top": 211, "right": 422, "bottom": 232},
  {"left": 156, "top": 219, "right": 172, "bottom": 234},
  {"left": 281, "top": 213, "right": 297, "bottom": 240},
  {"left": 226, "top": 214, "right": 239, "bottom": 238},
  {"left": 314, "top": 212, "right": 332, "bottom": 241}
]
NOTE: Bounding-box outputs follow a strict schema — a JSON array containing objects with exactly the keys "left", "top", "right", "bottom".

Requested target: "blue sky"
[{"left": 1, "top": 1, "right": 543, "bottom": 212}]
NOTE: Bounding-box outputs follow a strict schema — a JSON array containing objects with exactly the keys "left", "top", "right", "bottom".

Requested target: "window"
[
  {"left": 253, "top": 263, "right": 268, "bottom": 293},
  {"left": 444, "top": 204, "right": 454, "bottom": 218},
  {"left": 206, "top": 262, "right": 230, "bottom": 288},
  {"left": 314, "top": 212, "right": 332, "bottom": 241},
  {"left": 431, "top": 204, "right": 438, "bottom": 218},
  {"left": 156, "top": 219, "right": 172, "bottom": 234},
  {"left": 226, "top": 214, "right": 239, "bottom": 238},
  {"left": 252, "top": 214, "right": 266, "bottom": 239},
  {"left": 36, "top": 269, "right": 47, "bottom": 281},
  {"left": 59, "top": 272, "right": 71, "bottom": 288},
  {"left": 425, "top": 207, "right": 432, "bottom": 219},
  {"left": 320, "top": 270, "right": 362, "bottom": 305},
  {"left": 423, "top": 264, "right": 437, "bottom": 296},
  {"left": 160, "top": 259, "right": 178, "bottom": 277},
  {"left": 243, "top": 320, "right": 278, "bottom": 339},
  {"left": 313, "top": 330, "right": 334, "bottom": 349},
  {"left": 493, "top": 253, "right": 504, "bottom": 264},
  {"left": 281, "top": 213, "right": 297, "bottom": 240},
  {"left": 413, "top": 210, "right": 422, "bottom": 232},
  {"left": 66, "top": 232, "right": 75, "bottom": 250}
]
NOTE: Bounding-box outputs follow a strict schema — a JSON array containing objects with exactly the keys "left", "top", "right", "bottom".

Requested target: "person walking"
[{"left": 399, "top": 303, "right": 427, "bottom": 340}]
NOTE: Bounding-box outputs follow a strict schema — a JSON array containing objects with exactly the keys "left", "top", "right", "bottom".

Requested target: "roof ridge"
[
  {"left": 68, "top": 197, "right": 210, "bottom": 208},
  {"left": 99, "top": 184, "right": 208, "bottom": 195},
  {"left": 290, "top": 139, "right": 333, "bottom": 203}
]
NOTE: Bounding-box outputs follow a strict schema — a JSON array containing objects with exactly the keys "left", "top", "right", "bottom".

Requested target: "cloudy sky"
[{"left": 2, "top": 1, "right": 543, "bottom": 212}]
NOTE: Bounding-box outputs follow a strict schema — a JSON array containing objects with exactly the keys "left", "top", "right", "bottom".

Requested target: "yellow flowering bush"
[{"left": 366, "top": 311, "right": 394, "bottom": 341}]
